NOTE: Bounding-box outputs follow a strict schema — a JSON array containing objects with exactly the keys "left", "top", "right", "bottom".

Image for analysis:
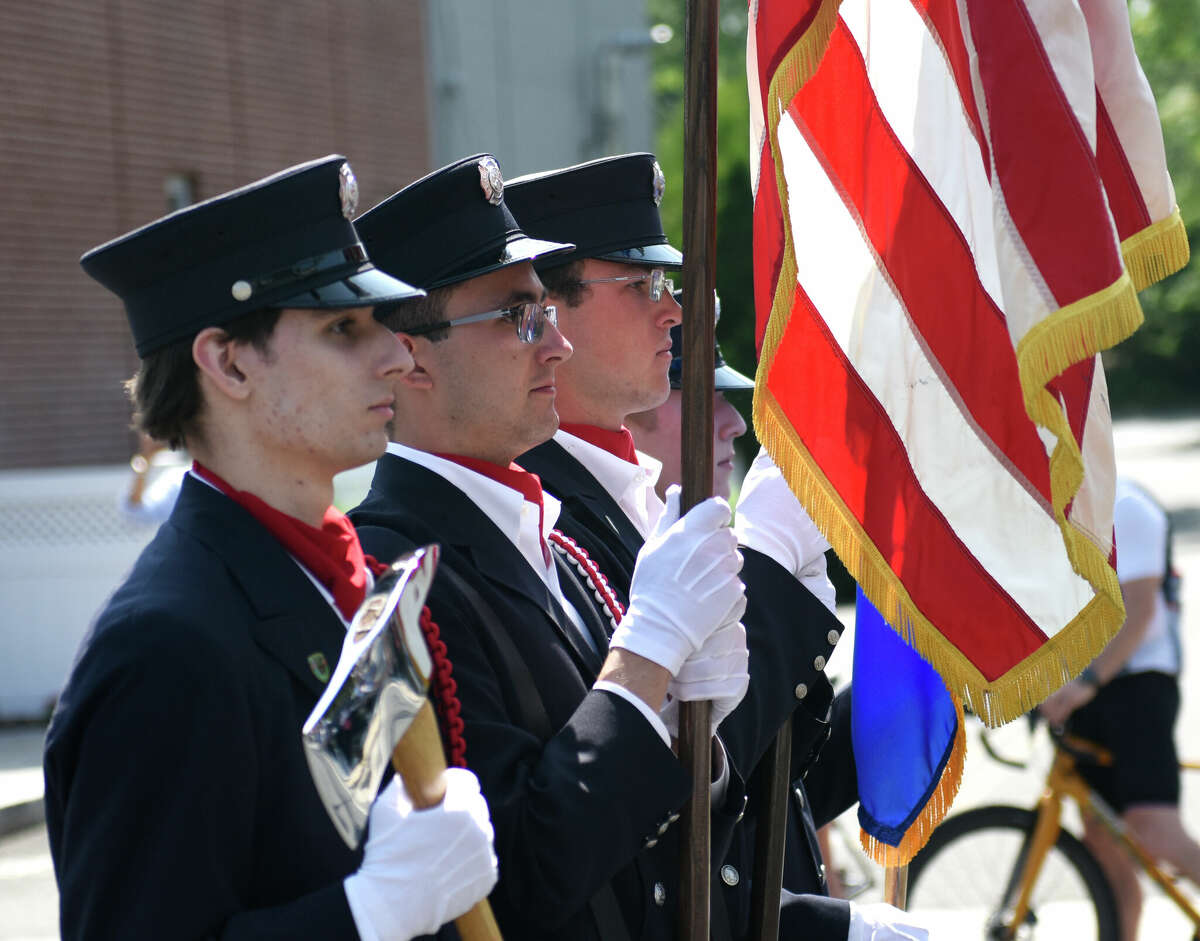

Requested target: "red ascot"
[
  {"left": 192, "top": 461, "right": 377, "bottom": 621},
  {"left": 560, "top": 423, "right": 640, "bottom": 466},
  {"left": 438, "top": 454, "right": 551, "bottom": 566}
]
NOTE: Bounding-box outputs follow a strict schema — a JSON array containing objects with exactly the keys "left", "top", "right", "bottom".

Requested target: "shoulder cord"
[
  {"left": 548, "top": 530, "right": 625, "bottom": 631},
  {"left": 418, "top": 605, "right": 467, "bottom": 768}
]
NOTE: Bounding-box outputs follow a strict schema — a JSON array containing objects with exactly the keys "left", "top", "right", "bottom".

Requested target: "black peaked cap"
[
  {"left": 505, "top": 153, "right": 683, "bottom": 272},
  {"left": 667, "top": 290, "right": 755, "bottom": 391},
  {"left": 355, "top": 154, "right": 574, "bottom": 291},
  {"left": 81, "top": 155, "right": 423, "bottom": 357}
]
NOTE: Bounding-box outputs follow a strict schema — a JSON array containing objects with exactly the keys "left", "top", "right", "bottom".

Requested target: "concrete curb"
[{"left": 0, "top": 797, "right": 45, "bottom": 838}]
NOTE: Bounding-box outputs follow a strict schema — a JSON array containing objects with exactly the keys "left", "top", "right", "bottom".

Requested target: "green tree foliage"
[
  {"left": 648, "top": 0, "right": 1199, "bottom": 417},
  {"left": 648, "top": 0, "right": 758, "bottom": 403},
  {"left": 1106, "top": 1, "right": 1200, "bottom": 412}
]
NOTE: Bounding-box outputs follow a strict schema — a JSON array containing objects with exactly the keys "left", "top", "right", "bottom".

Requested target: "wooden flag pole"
[
  {"left": 678, "top": 0, "right": 719, "bottom": 937},
  {"left": 884, "top": 864, "right": 909, "bottom": 910},
  {"left": 749, "top": 716, "right": 792, "bottom": 941}
]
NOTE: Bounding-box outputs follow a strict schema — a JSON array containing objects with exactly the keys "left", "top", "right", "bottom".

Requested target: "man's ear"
[
  {"left": 192, "top": 327, "right": 254, "bottom": 401},
  {"left": 395, "top": 333, "right": 434, "bottom": 390}
]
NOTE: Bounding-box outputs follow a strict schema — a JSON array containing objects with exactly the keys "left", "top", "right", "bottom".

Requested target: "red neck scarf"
[
  {"left": 560, "top": 423, "right": 639, "bottom": 466},
  {"left": 438, "top": 453, "right": 551, "bottom": 566},
  {"left": 192, "top": 461, "right": 376, "bottom": 621}
]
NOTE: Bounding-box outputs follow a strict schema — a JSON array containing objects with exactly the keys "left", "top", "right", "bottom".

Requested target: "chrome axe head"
[{"left": 302, "top": 544, "right": 440, "bottom": 848}]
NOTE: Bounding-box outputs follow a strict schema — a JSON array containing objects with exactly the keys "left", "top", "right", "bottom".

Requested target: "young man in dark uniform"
[
  {"left": 350, "top": 154, "right": 753, "bottom": 940},
  {"left": 504, "top": 156, "right": 916, "bottom": 939},
  {"left": 43, "top": 157, "right": 499, "bottom": 941}
]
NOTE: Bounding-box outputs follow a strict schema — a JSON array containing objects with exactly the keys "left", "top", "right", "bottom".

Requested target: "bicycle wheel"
[{"left": 907, "top": 805, "right": 1119, "bottom": 941}]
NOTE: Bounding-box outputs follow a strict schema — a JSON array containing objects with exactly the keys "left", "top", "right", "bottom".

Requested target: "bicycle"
[{"left": 904, "top": 718, "right": 1200, "bottom": 940}]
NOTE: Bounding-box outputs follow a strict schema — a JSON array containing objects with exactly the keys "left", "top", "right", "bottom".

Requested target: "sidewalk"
[{"left": 0, "top": 726, "right": 45, "bottom": 838}]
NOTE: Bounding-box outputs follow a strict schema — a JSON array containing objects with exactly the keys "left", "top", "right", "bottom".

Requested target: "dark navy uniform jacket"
[
  {"left": 520, "top": 437, "right": 859, "bottom": 940},
  {"left": 351, "top": 453, "right": 752, "bottom": 941},
  {"left": 44, "top": 477, "right": 365, "bottom": 940}
]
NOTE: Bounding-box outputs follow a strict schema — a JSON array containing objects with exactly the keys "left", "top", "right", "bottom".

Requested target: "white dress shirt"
[{"left": 554, "top": 429, "right": 665, "bottom": 540}]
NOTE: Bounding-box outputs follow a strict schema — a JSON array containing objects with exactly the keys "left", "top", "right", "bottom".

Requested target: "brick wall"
[{"left": 0, "top": 0, "right": 430, "bottom": 469}]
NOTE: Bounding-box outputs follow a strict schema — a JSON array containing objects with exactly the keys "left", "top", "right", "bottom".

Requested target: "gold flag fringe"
[
  {"left": 754, "top": 394, "right": 1122, "bottom": 726},
  {"left": 1015, "top": 272, "right": 1139, "bottom": 603},
  {"left": 859, "top": 689, "right": 966, "bottom": 867},
  {"left": 760, "top": 0, "right": 843, "bottom": 352},
  {"left": 1121, "top": 206, "right": 1190, "bottom": 292}
]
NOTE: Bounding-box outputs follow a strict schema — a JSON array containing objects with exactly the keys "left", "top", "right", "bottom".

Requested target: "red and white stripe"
[{"left": 748, "top": 0, "right": 1183, "bottom": 716}]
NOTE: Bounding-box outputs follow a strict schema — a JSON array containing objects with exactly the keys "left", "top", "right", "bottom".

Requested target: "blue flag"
[{"left": 853, "top": 587, "right": 964, "bottom": 864}]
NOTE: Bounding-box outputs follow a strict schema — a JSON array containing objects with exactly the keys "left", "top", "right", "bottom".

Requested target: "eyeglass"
[
  {"left": 406, "top": 301, "right": 558, "bottom": 344},
  {"left": 576, "top": 267, "right": 675, "bottom": 303}
]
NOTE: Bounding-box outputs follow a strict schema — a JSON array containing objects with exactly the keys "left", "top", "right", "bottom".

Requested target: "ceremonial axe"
[{"left": 302, "top": 544, "right": 502, "bottom": 940}]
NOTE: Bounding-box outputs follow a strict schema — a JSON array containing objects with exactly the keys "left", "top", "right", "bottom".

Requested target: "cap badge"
[
  {"left": 478, "top": 156, "right": 504, "bottom": 206},
  {"left": 652, "top": 161, "right": 666, "bottom": 206},
  {"left": 231, "top": 280, "right": 253, "bottom": 302},
  {"left": 339, "top": 162, "right": 359, "bottom": 219}
]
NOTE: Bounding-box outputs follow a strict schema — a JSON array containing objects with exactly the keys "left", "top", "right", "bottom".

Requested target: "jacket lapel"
[
  {"left": 552, "top": 552, "right": 612, "bottom": 657},
  {"left": 170, "top": 477, "right": 347, "bottom": 700},
  {"left": 465, "top": 539, "right": 606, "bottom": 677},
  {"left": 364, "top": 455, "right": 608, "bottom": 677},
  {"left": 521, "top": 440, "right": 645, "bottom": 563}
]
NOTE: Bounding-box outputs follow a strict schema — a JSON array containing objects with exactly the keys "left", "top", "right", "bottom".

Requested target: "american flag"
[{"left": 747, "top": 0, "right": 1187, "bottom": 860}]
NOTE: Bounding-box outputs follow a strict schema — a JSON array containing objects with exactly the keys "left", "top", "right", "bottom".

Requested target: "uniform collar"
[
  {"left": 553, "top": 429, "right": 663, "bottom": 540},
  {"left": 558, "top": 423, "right": 640, "bottom": 466},
  {"left": 554, "top": 429, "right": 661, "bottom": 504},
  {"left": 384, "top": 441, "right": 561, "bottom": 570}
]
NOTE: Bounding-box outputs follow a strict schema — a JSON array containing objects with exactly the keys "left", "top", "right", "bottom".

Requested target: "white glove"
[
  {"left": 344, "top": 769, "right": 498, "bottom": 941},
  {"left": 848, "top": 901, "right": 930, "bottom": 941},
  {"left": 734, "top": 447, "right": 837, "bottom": 612},
  {"left": 610, "top": 485, "right": 746, "bottom": 674},
  {"left": 660, "top": 620, "right": 750, "bottom": 738}
]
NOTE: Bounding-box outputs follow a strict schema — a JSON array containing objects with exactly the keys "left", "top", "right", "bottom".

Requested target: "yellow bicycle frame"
[{"left": 1000, "top": 740, "right": 1200, "bottom": 937}]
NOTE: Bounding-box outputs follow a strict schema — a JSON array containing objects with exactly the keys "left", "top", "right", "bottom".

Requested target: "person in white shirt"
[{"left": 1041, "top": 477, "right": 1199, "bottom": 941}]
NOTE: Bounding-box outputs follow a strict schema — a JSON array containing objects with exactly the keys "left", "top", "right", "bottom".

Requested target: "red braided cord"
[
  {"left": 418, "top": 605, "right": 467, "bottom": 768},
  {"left": 548, "top": 530, "right": 625, "bottom": 626},
  {"left": 364, "top": 557, "right": 466, "bottom": 767}
]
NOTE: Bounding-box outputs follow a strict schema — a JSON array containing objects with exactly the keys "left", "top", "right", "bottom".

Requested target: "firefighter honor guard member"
[
  {"left": 44, "top": 157, "right": 498, "bottom": 941},
  {"left": 624, "top": 293, "right": 753, "bottom": 503},
  {"left": 350, "top": 153, "right": 751, "bottom": 940},
  {"left": 506, "top": 155, "right": 921, "bottom": 940}
]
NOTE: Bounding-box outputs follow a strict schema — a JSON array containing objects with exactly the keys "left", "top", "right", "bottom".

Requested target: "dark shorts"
[{"left": 1067, "top": 670, "right": 1180, "bottom": 812}]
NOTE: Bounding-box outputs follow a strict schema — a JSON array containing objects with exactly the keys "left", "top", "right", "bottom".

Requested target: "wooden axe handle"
[{"left": 390, "top": 700, "right": 503, "bottom": 940}]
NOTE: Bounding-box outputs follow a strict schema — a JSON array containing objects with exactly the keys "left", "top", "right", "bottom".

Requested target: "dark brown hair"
[
  {"left": 124, "top": 306, "right": 282, "bottom": 449},
  {"left": 538, "top": 259, "right": 588, "bottom": 308},
  {"left": 375, "top": 287, "right": 452, "bottom": 342}
]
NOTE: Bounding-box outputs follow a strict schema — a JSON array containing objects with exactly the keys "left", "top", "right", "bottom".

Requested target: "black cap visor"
[
  {"left": 592, "top": 243, "right": 683, "bottom": 269},
  {"left": 426, "top": 233, "right": 575, "bottom": 290},
  {"left": 276, "top": 263, "right": 424, "bottom": 309}
]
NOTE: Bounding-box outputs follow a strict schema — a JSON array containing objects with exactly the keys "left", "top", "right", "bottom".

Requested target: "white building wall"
[
  {"left": 425, "top": 0, "right": 656, "bottom": 176},
  {"left": 0, "top": 467, "right": 155, "bottom": 719},
  {"left": 0, "top": 462, "right": 377, "bottom": 720}
]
